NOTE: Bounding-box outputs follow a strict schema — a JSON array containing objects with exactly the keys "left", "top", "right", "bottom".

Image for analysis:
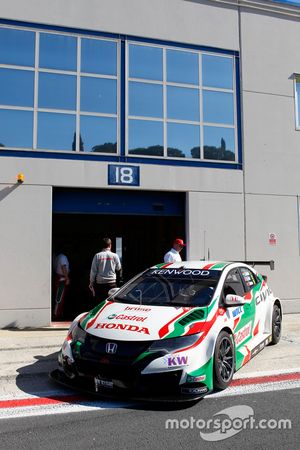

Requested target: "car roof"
[{"left": 151, "top": 261, "right": 234, "bottom": 271}]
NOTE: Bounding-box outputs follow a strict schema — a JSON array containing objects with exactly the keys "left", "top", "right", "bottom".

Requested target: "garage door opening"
[{"left": 52, "top": 188, "right": 185, "bottom": 321}]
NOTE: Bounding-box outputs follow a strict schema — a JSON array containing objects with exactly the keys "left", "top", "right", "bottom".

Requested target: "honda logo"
[{"left": 106, "top": 342, "right": 117, "bottom": 354}]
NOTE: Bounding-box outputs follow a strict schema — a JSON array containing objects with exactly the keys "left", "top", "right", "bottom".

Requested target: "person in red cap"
[{"left": 164, "top": 238, "right": 186, "bottom": 263}]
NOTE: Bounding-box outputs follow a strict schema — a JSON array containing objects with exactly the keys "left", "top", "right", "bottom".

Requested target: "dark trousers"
[
  {"left": 94, "top": 282, "right": 117, "bottom": 303},
  {"left": 53, "top": 275, "right": 68, "bottom": 320}
]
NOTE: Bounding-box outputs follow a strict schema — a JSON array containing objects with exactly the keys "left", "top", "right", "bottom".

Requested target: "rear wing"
[{"left": 239, "top": 260, "right": 275, "bottom": 271}]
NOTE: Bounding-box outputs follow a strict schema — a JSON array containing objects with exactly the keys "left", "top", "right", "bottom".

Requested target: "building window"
[
  {"left": 0, "top": 27, "right": 35, "bottom": 67},
  {"left": 127, "top": 42, "right": 237, "bottom": 162},
  {"left": 0, "top": 24, "right": 239, "bottom": 165},
  {"left": 295, "top": 75, "right": 300, "bottom": 129},
  {"left": 0, "top": 26, "right": 118, "bottom": 153}
]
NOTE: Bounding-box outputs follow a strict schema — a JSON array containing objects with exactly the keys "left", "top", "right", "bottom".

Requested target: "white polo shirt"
[{"left": 164, "top": 248, "right": 182, "bottom": 263}]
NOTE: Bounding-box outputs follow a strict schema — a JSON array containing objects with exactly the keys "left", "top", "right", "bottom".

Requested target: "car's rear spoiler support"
[{"left": 241, "top": 260, "right": 275, "bottom": 271}]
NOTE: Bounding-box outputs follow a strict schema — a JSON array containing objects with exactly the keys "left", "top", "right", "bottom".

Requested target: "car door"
[
  {"left": 239, "top": 266, "right": 267, "bottom": 338},
  {"left": 222, "top": 267, "right": 255, "bottom": 338}
]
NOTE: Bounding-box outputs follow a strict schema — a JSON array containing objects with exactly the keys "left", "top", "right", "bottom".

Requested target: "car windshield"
[{"left": 112, "top": 268, "right": 221, "bottom": 307}]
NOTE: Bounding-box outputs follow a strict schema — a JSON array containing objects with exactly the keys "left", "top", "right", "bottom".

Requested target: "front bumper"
[
  {"left": 52, "top": 349, "right": 210, "bottom": 402},
  {"left": 50, "top": 368, "right": 208, "bottom": 403}
]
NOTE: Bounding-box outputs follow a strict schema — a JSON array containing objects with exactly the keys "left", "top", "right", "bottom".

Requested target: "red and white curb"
[
  {"left": 208, "top": 368, "right": 300, "bottom": 398},
  {"left": 0, "top": 390, "right": 131, "bottom": 419},
  {"left": 1, "top": 369, "right": 300, "bottom": 419}
]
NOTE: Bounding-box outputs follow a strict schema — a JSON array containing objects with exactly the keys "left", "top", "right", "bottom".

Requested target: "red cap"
[{"left": 173, "top": 238, "right": 186, "bottom": 246}]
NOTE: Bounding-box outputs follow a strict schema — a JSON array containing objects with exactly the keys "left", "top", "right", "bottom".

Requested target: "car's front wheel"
[
  {"left": 270, "top": 304, "right": 282, "bottom": 345},
  {"left": 213, "top": 331, "right": 235, "bottom": 390}
]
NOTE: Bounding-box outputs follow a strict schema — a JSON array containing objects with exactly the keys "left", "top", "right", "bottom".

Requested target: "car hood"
[{"left": 79, "top": 300, "right": 208, "bottom": 341}]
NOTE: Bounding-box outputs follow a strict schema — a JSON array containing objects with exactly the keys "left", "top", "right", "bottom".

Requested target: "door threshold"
[{"left": 50, "top": 321, "right": 71, "bottom": 328}]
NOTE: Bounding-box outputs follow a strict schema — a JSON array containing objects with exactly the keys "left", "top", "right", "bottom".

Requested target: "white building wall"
[
  {"left": 0, "top": 184, "right": 52, "bottom": 328},
  {"left": 187, "top": 191, "right": 245, "bottom": 261},
  {"left": 245, "top": 194, "right": 300, "bottom": 312},
  {"left": 240, "top": 4, "right": 300, "bottom": 311},
  {"left": 0, "top": 0, "right": 239, "bottom": 50}
]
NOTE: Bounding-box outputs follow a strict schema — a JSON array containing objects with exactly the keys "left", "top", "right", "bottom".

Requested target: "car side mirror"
[
  {"left": 224, "top": 294, "right": 246, "bottom": 306},
  {"left": 108, "top": 287, "right": 120, "bottom": 297}
]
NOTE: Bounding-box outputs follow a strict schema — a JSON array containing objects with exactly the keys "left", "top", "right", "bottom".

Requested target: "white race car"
[{"left": 51, "top": 261, "right": 282, "bottom": 401}]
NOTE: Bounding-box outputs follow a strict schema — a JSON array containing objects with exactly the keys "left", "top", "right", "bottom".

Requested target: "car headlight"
[
  {"left": 148, "top": 333, "right": 201, "bottom": 354},
  {"left": 71, "top": 323, "right": 86, "bottom": 343}
]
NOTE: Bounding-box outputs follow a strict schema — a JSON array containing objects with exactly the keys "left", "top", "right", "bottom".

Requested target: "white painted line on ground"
[
  {"left": 233, "top": 367, "right": 300, "bottom": 379},
  {"left": 0, "top": 400, "right": 133, "bottom": 420},
  {"left": 206, "top": 379, "right": 300, "bottom": 398}
]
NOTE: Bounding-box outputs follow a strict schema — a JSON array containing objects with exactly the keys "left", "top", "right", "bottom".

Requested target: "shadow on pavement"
[{"left": 14, "top": 353, "right": 199, "bottom": 412}]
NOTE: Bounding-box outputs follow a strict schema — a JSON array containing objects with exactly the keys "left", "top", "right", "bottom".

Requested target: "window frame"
[
  {"left": 222, "top": 267, "right": 246, "bottom": 301},
  {"left": 0, "top": 21, "right": 241, "bottom": 168},
  {"left": 126, "top": 40, "right": 238, "bottom": 163},
  {"left": 0, "top": 24, "right": 120, "bottom": 154}
]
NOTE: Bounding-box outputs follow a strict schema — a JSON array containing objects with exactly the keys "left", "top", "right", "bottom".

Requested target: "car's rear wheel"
[
  {"left": 270, "top": 304, "right": 281, "bottom": 345},
  {"left": 213, "top": 331, "right": 235, "bottom": 390}
]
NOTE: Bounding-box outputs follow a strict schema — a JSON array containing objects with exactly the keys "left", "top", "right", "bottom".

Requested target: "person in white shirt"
[
  {"left": 89, "top": 237, "right": 122, "bottom": 304},
  {"left": 164, "top": 238, "right": 186, "bottom": 263},
  {"left": 53, "top": 252, "right": 70, "bottom": 320}
]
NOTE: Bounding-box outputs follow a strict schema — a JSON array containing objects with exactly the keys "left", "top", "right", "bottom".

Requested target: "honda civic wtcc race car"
[{"left": 51, "top": 261, "right": 282, "bottom": 401}]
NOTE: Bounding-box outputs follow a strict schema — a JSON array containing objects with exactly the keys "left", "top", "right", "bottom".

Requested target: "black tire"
[
  {"left": 213, "top": 331, "right": 235, "bottom": 390},
  {"left": 270, "top": 304, "right": 281, "bottom": 345}
]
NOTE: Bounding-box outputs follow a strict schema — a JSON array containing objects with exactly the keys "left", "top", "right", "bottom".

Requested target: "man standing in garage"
[
  {"left": 164, "top": 238, "right": 186, "bottom": 263},
  {"left": 89, "top": 237, "right": 122, "bottom": 304}
]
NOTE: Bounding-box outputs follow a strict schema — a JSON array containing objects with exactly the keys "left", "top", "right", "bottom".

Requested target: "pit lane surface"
[
  {"left": 0, "top": 383, "right": 299, "bottom": 450},
  {"left": 1, "top": 314, "right": 300, "bottom": 448}
]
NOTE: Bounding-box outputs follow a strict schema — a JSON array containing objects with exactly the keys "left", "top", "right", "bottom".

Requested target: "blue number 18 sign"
[{"left": 108, "top": 165, "right": 140, "bottom": 186}]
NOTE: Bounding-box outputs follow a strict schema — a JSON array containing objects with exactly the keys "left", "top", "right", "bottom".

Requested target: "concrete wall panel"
[
  {"left": 0, "top": 0, "right": 239, "bottom": 50},
  {"left": 242, "top": 92, "right": 300, "bottom": 195},
  {"left": 245, "top": 193, "right": 300, "bottom": 304},
  {"left": 0, "top": 157, "right": 244, "bottom": 194},
  {"left": 187, "top": 191, "right": 245, "bottom": 261},
  {"left": 0, "top": 184, "right": 52, "bottom": 327}
]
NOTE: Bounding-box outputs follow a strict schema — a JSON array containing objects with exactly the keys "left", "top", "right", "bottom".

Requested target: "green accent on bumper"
[
  {"left": 188, "top": 356, "right": 214, "bottom": 390},
  {"left": 73, "top": 341, "right": 82, "bottom": 357},
  {"left": 134, "top": 351, "right": 153, "bottom": 363}
]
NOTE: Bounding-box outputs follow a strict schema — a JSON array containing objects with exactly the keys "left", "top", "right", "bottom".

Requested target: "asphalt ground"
[{"left": 1, "top": 384, "right": 299, "bottom": 450}]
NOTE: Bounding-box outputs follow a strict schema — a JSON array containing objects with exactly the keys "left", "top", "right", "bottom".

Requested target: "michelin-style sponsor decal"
[
  {"left": 234, "top": 322, "right": 251, "bottom": 346},
  {"left": 150, "top": 269, "right": 211, "bottom": 277},
  {"left": 106, "top": 313, "right": 147, "bottom": 322},
  {"left": 232, "top": 306, "right": 243, "bottom": 318},
  {"left": 94, "top": 322, "right": 150, "bottom": 334},
  {"left": 163, "top": 354, "right": 189, "bottom": 366}
]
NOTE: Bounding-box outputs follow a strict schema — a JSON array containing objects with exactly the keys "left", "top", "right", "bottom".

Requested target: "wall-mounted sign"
[
  {"left": 108, "top": 165, "right": 140, "bottom": 186},
  {"left": 269, "top": 233, "right": 277, "bottom": 246}
]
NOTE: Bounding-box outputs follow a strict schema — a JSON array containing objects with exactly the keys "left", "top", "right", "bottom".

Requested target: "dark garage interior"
[{"left": 52, "top": 188, "right": 185, "bottom": 320}]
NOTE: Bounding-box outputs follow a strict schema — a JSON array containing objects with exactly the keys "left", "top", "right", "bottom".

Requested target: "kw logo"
[{"left": 165, "top": 355, "right": 188, "bottom": 366}]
